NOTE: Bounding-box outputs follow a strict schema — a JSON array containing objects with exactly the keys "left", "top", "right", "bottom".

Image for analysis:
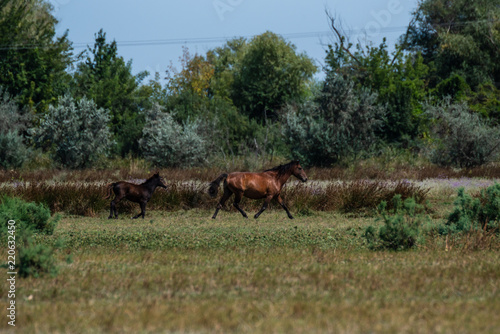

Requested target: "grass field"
[
  {"left": 1, "top": 168, "right": 499, "bottom": 333},
  {"left": 1, "top": 209, "right": 499, "bottom": 333}
]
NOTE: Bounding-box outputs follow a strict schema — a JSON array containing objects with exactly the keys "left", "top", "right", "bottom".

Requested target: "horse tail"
[
  {"left": 103, "top": 183, "right": 115, "bottom": 199},
  {"left": 208, "top": 174, "right": 228, "bottom": 198}
]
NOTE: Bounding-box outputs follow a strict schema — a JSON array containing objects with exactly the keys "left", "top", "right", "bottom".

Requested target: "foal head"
[{"left": 150, "top": 172, "right": 168, "bottom": 189}]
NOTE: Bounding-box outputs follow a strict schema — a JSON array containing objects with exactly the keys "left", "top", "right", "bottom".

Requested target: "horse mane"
[
  {"left": 264, "top": 161, "right": 299, "bottom": 178},
  {"left": 142, "top": 173, "right": 159, "bottom": 185}
]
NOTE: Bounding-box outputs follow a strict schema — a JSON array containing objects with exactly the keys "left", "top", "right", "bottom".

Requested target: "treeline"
[{"left": 1, "top": 0, "right": 499, "bottom": 170}]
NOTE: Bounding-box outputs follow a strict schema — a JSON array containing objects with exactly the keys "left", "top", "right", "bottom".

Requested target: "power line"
[
  {"left": 0, "top": 18, "right": 497, "bottom": 51},
  {"left": 0, "top": 27, "right": 409, "bottom": 51}
]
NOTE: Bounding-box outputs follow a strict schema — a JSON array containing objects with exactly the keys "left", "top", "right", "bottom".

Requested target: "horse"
[
  {"left": 208, "top": 160, "right": 308, "bottom": 219},
  {"left": 104, "top": 172, "right": 167, "bottom": 219}
]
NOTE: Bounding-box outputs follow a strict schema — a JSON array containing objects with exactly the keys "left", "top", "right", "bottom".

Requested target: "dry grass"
[{"left": 0, "top": 178, "right": 430, "bottom": 217}]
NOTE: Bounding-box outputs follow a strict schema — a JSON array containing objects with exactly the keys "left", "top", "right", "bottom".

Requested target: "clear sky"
[{"left": 50, "top": 0, "right": 418, "bottom": 81}]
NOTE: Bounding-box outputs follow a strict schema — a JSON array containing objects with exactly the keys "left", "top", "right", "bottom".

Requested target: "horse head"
[{"left": 291, "top": 161, "right": 308, "bottom": 182}]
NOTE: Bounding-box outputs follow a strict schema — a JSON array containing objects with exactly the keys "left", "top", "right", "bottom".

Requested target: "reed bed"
[{"left": 0, "top": 179, "right": 430, "bottom": 217}]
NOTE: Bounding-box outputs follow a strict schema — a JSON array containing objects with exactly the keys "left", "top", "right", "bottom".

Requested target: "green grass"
[{"left": 1, "top": 210, "right": 499, "bottom": 333}]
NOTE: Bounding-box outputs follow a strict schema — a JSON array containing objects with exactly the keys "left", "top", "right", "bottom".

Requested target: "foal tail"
[
  {"left": 208, "top": 174, "right": 228, "bottom": 198},
  {"left": 103, "top": 183, "right": 115, "bottom": 199}
]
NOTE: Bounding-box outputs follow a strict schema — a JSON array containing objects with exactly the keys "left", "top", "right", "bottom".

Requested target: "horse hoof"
[{"left": 108, "top": 216, "right": 112, "bottom": 219}]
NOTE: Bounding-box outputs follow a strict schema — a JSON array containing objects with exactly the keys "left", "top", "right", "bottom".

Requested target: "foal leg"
[
  {"left": 254, "top": 196, "right": 273, "bottom": 219},
  {"left": 212, "top": 189, "right": 233, "bottom": 219},
  {"left": 233, "top": 192, "right": 248, "bottom": 218},
  {"left": 133, "top": 201, "right": 147, "bottom": 219},
  {"left": 277, "top": 195, "right": 294, "bottom": 219}
]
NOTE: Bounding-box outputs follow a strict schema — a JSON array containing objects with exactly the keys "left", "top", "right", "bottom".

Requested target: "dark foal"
[
  {"left": 105, "top": 172, "right": 167, "bottom": 219},
  {"left": 208, "top": 160, "right": 308, "bottom": 219}
]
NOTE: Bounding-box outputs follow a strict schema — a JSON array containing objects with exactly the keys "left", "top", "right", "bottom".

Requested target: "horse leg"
[
  {"left": 254, "top": 196, "right": 272, "bottom": 219},
  {"left": 109, "top": 196, "right": 122, "bottom": 219},
  {"left": 132, "top": 201, "right": 147, "bottom": 219},
  {"left": 212, "top": 188, "right": 233, "bottom": 219},
  {"left": 276, "top": 195, "right": 294, "bottom": 219},
  {"left": 233, "top": 192, "right": 248, "bottom": 218}
]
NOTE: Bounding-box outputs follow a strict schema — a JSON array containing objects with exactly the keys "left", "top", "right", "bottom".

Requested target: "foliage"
[
  {"left": 231, "top": 31, "right": 317, "bottom": 122},
  {"left": 325, "top": 35, "right": 429, "bottom": 144},
  {"left": 0, "top": 87, "right": 31, "bottom": 168},
  {"left": 425, "top": 99, "right": 500, "bottom": 168},
  {"left": 139, "top": 103, "right": 208, "bottom": 168},
  {"left": 18, "top": 235, "right": 58, "bottom": 278},
  {"left": 34, "top": 95, "right": 113, "bottom": 169},
  {"left": 0, "top": 0, "right": 73, "bottom": 112},
  {"left": 0, "top": 196, "right": 57, "bottom": 235},
  {"left": 72, "top": 29, "right": 149, "bottom": 156},
  {"left": 405, "top": 0, "right": 500, "bottom": 90},
  {"left": 281, "top": 74, "right": 385, "bottom": 166},
  {"left": 364, "top": 195, "right": 427, "bottom": 251},
  {"left": 445, "top": 184, "right": 500, "bottom": 234},
  {"left": 0, "top": 131, "right": 30, "bottom": 169},
  {"left": 0, "top": 196, "right": 59, "bottom": 278},
  {"left": 166, "top": 46, "right": 215, "bottom": 98}
]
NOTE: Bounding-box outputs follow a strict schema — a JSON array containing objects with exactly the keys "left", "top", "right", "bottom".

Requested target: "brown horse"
[
  {"left": 105, "top": 172, "right": 167, "bottom": 219},
  {"left": 208, "top": 160, "right": 308, "bottom": 219}
]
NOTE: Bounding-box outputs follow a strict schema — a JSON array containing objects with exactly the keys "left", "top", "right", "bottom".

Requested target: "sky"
[{"left": 50, "top": 0, "right": 418, "bottom": 82}]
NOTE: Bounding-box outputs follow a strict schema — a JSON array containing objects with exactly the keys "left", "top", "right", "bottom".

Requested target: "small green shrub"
[
  {"left": 364, "top": 195, "right": 427, "bottom": 251},
  {"left": 17, "top": 230, "right": 58, "bottom": 278},
  {"left": 0, "top": 197, "right": 59, "bottom": 278},
  {"left": 0, "top": 196, "right": 57, "bottom": 235},
  {"left": 445, "top": 184, "right": 500, "bottom": 234}
]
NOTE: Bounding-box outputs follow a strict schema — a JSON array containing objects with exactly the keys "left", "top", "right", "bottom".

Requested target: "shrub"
[
  {"left": 281, "top": 74, "right": 385, "bottom": 166},
  {"left": 139, "top": 103, "right": 208, "bottom": 167},
  {"left": 425, "top": 99, "right": 500, "bottom": 168},
  {"left": 18, "top": 231, "right": 58, "bottom": 278},
  {"left": 0, "top": 196, "right": 57, "bottom": 235},
  {"left": 34, "top": 95, "right": 113, "bottom": 169},
  {"left": 0, "top": 197, "right": 59, "bottom": 278},
  {"left": 364, "top": 195, "right": 427, "bottom": 250},
  {"left": 445, "top": 184, "right": 500, "bottom": 234},
  {"left": 0, "top": 87, "right": 31, "bottom": 168},
  {"left": 0, "top": 131, "right": 30, "bottom": 169}
]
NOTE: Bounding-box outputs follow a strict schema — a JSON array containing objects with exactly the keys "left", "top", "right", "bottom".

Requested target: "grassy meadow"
[{"left": 0, "top": 165, "right": 499, "bottom": 333}]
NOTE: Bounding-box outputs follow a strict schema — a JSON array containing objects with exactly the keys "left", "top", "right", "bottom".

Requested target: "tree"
[
  {"left": 34, "top": 95, "right": 113, "bottom": 169},
  {"left": 281, "top": 74, "right": 385, "bottom": 166},
  {"left": 231, "top": 31, "right": 317, "bottom": 122},
  {"left": 325, "top": 12, "right": 429, "bottom": 145},
  {"left": 72, "top": 29, "right": 148, "bottom": 156},
  {"left": 405, "top": 0, "right": 500, "bottom": 89},
  {"left": 0, "top": 0, "right": 73, "bottom": 112}
]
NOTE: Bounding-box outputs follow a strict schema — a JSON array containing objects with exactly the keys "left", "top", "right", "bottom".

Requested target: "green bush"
[
  {"left": 139, "top": 103, "right": 208, "bottom": 167},
  {"left": 364, "top": 195, "right": 427, "bottom": 251},
  {"left": 0, "top": 196, "right": 57, "bottom": 235},
  {"left": 445, "top": 184, "right": 500, "bottom": 234},
  {"left": 0, "top": 197, "right": 59, "bottom": 278},
  {"left": 17, "top": 229, "right": 58, "bottom": 278},
  {"left": 34, "top": 95, "right": 113, "bottom": 169},
  {"left": 281, "top": 74, "right": 385, "bottom": 166},
  {"left": 0, "top": 87, "right": 31, "bottom": 169},
  {"left": 425, "top": 99, "right": 500, "bottom": 168}
]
